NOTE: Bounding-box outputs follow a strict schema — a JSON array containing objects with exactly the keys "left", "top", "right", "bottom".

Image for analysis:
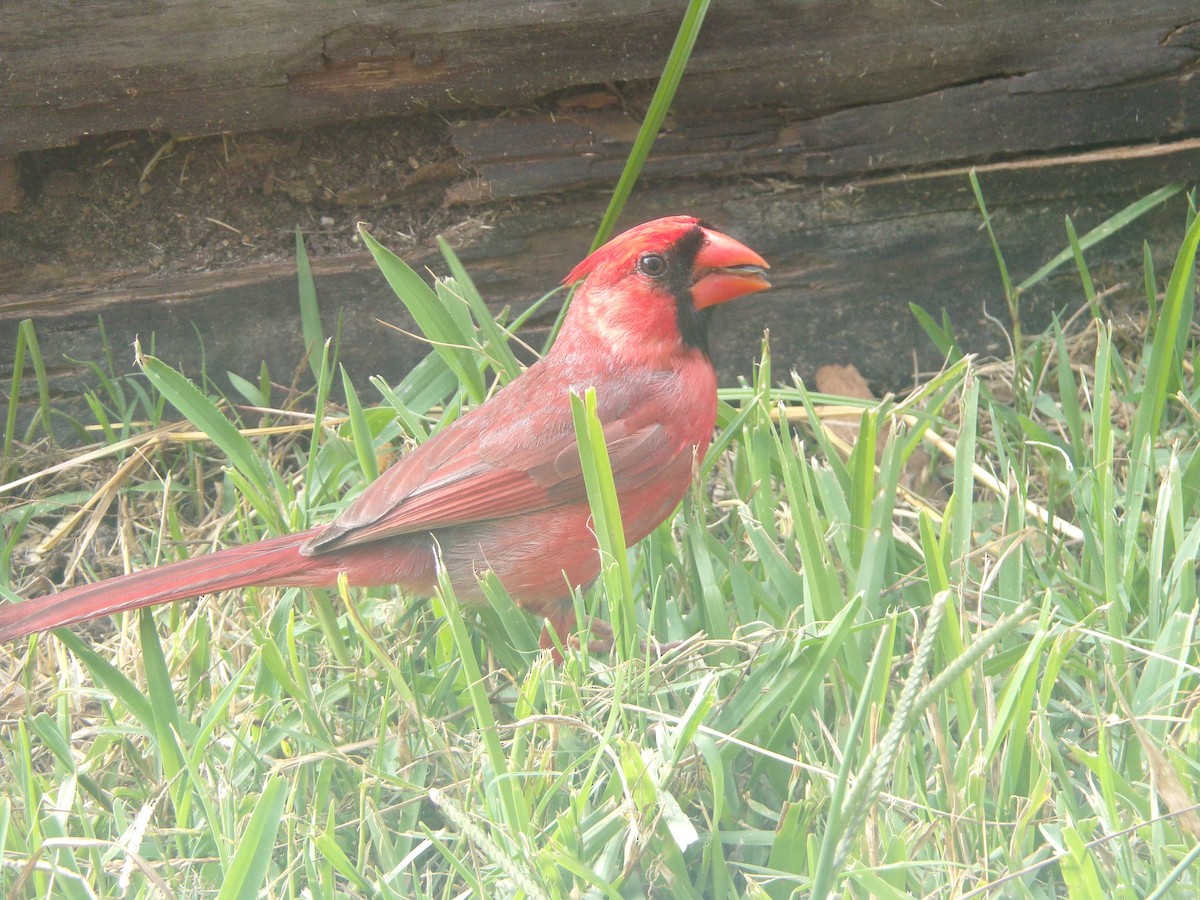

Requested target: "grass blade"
[
  {"left": 359, "top": 225, "right": 486, "bottom": 403},
  {"left": 590, "top": 0, "right": 711, "bottom": 251},
  {"left": 340, "top": 365, "right": 379, "bottom": 482},
  {"left": 544, "top": 0, "right": 711, "bottom": 349},
  {"left": 1131, "top": 207, "right": 1200, "bottom": 449},
  {"left": 570, "top": 387, "right": 636, "bottom": 661},
  {"left": 437, "top": 236, "right": 524, "bottom": 383},
  {"left": 1018, "top": 184, "right": 1182, "bottom": 291},
  {"left": 136, "top": 344, "right": 283, "bottom": 531},
  {"left": 215, "top": 774, "right": 288, "bottom": 900},
  {"left": 295, "top": 226, "right": 324, "bottom": 380}
]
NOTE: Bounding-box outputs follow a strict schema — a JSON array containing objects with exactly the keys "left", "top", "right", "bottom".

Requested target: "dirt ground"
[{"left": 0, "top": 116, "right": 470, "bottom": 296}]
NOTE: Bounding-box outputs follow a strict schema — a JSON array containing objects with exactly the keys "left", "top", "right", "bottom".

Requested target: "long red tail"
[{"left": 0, "top": 530, "right": 334, "bottom": 641}]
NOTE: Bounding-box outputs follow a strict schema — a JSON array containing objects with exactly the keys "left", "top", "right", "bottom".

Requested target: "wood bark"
[
  {"left": 3, "top": 2, "right": 1197, "bottom": 160},
  {"left": 6, "top": 145, "right": 1196, "bottom": 429}
]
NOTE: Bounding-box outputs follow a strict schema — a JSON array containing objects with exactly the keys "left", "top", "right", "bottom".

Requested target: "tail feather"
[{"left": 0, "top": 530, "right": 331, "bottom": 642}]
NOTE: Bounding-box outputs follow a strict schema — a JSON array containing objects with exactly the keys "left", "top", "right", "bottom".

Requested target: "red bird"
[{"left": 0, "top": 216, "right": 769, "bottom": 652}]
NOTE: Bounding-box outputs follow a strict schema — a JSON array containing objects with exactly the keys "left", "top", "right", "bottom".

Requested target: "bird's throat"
[{"left": 675, "top": 297, "right": 713, "bottom": 357}]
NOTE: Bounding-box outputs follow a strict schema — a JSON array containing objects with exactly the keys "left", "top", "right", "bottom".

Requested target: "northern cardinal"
[{"left": 0, "top": 216, "right": 769, "bottom": 652}]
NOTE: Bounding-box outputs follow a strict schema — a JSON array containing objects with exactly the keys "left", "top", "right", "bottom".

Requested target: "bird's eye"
[{"left": 637, "top": 253, "right": 668, "bottom": 278}]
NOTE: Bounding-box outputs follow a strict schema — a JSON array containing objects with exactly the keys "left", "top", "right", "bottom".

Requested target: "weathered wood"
[
  {"left": 0, "top": 157, "right": 20, "bottom": 213},
  {"left": 5, "top": 144, "right": 1197, "bottom": 439},
  {"left": 3, "top": 1, "right": 1197, "bottom": 162},
  {"left": 450, "top": 81, "right": 1200, "bottom": 202}
]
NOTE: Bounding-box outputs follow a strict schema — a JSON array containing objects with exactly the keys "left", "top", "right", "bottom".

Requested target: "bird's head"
[{"left": 558, "top": 215, "right": 770, "bottom": 362}]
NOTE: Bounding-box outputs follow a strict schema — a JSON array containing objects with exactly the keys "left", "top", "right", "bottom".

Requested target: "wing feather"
[{"left": 302, "top": 366, "right": 686, "bottom": 555}]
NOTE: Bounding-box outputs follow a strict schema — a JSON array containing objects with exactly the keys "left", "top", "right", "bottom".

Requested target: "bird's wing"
[{"left": 302, "top": 379, "right": 681, "bottom": 555}]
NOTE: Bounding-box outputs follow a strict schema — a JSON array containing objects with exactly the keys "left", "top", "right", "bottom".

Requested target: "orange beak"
[{"left": 691, "top": 228, "right": 771, "bottom": 309}]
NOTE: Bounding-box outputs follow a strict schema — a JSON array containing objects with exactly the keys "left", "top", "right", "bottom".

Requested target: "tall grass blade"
[
  {"left": 136, "top": 344, "right": 284, "bottom": 531},
  {"left": 970, "top": 169, "right": 1021, "bottom": 357},
  {"left": 1064, "top": 215, "right": 1101, "bottom": 319},
  {"left": 341, "top": 365, "right": 379, "bottom": 482},
  {"left": 570, "top": 387, "right": 636, "bottom": 661},
  {"left": 53, "top": 631, "right": 155, "bottom": 729},
  {"left": 215, "top": 774, "right": 288, "bottom": 900},
  {"left": 590, "top": 0, "right": 711, "bottom": 251},
  {"left": 1132, "top": 210, "right": 1200, "bottom": 449},
  {"left": 437, "top": 236, "right": 524, "bottom": 382},
  {"left": 6, "top": 319, "right": 64, "bottom": 446},
  {"left": 545, "top": 0, "right": 711, "bottom": 349},
  {"left": 1019, "top": 184, "right": 1182, "bottom": 291},
  {"left": 909, "top": 303, "right": 962, "bottom": 359},
  {"left": 138, "top": 610, "right": 185, "bottom": 786},
  {"left": 3, "top": 321, "right": 29, "bottom": 467},
  {"left": 809, "top": 618, "right": 896, "bottom": 899},
  {"left": 295, "top": 226, "right": 325, "bottom": 380},
  {"left": 434, "top": 570, "right": 533, "bottom": 843},
  {"left": 359, "top": 225, "right": 486, "bottom": 403}
]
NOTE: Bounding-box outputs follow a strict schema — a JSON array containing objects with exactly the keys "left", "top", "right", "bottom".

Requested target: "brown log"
[
  {"left": 3, "top": 1, "right": 1197, "bottom": 160},
  {"left": 5, "top": 143, "right": 1198, "bottom": 440}
]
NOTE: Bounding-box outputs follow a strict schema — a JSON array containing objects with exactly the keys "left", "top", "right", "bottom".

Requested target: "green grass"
[{"left": 1, "top": 184, "right": 1198, "bottom": 897}]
